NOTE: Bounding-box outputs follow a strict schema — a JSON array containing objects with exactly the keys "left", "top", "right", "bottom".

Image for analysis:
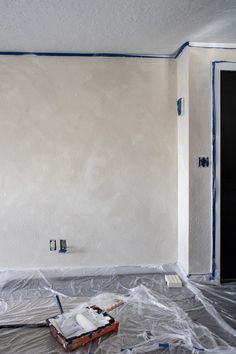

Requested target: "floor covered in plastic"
[{"left": 0, "top": 270, "right": 235, "bottom": 353}]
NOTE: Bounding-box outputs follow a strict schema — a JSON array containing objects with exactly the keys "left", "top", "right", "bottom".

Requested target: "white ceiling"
[{"left": 0, "top": 0, "right": 236, "bottom": 55}]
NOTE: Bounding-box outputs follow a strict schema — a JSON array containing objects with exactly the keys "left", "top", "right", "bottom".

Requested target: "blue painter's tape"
[
  {"left": 193, "top": 346, "right": 205, "bottom": 352},
  {"left": 187, "top": 273, "right": 212, "bottom": 277},
  {"left": 177, "top": 98, "right": 183, "bottom": 116},
  {"left": 159, "top": 342, "right": 169, "bottom": 348},
  {"left": 189, "top": 44, "right": 236, "bottom": 52},
  {"left": 211, "top": 60, "right": 231, "bottom": 279},
  {"left": 174, "top": 42, "right": 189, "bottom": 58},
  {"left": 0, "top": 51, "right": 173, "bottom": 59},
  {"left": 211, "top": 61, "right": 217, "bottom": 280},
  {"left": 0, "top": 43, "right": 236, "bottom": 59},
  {"left": 121, "top": 348, "right": 133, "bottom": 352}
]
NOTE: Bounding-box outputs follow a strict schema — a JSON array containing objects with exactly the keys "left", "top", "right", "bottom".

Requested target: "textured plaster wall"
[
  {"left": 188, "top": 47, "right": 236, "bottom": 274},
  {"left": 0, "top": 56, "right": 177, "bottom": 270},
  {"left": 177, "top": 48, "right": 189, "bottom": 274}
]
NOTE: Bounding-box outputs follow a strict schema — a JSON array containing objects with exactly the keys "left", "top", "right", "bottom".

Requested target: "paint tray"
[{"left": 47, "top": 305, "right": 119, "bottom": 352}]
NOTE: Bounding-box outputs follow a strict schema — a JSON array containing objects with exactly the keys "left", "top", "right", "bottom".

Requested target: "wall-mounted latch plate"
[{"left": 198, "top": 157, "right": 209, "bottom": 167}]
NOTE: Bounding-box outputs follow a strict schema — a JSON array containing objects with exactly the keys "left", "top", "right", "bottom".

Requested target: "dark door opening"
[{"left": 220, "top": 70, "right": 236, "bottom": 282}]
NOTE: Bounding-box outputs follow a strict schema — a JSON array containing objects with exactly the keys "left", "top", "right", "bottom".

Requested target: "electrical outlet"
[{"left": 50, "top": 240, "right": 57, "bottom": 251}]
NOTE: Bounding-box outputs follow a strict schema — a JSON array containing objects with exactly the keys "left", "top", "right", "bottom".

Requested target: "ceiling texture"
[{"left": 0, "top": 0, "right": 236, "bottom": 55}]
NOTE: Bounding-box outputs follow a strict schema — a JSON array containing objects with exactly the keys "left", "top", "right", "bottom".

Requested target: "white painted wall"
[
  {"left": 0, "top": 56, "right": 177, "bottom": 270},
  {"left": 181, "top": 47, "right": 236, "bottom": 274},
  {"left": 177, "top": 48, "right": 189, "bottom": 274},
  {"left": 4, "top": 46, "right": 234, "bottom": 274}
]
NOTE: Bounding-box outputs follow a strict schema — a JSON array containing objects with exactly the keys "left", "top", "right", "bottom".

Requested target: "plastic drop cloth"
[{"left": 0, "top": 266, "right": 235, "bottom": 354}]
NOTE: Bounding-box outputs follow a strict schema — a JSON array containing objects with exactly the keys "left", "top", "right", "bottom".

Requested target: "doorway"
[
  {"left": 214, "top": 62, "right": 236, "bottom": 282},
  {"left": 220, "top": 70, "right": 236, "bottom": 282}
]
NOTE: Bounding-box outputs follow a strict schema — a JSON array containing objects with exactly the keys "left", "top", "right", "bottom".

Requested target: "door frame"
[{"left": 212, "top": 61, "right": 236, "bottom": 281}]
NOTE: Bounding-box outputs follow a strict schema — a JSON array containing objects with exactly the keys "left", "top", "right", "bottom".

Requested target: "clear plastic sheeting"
[{"left": 0, "top": 266, "right": 235, "bottom": 353}]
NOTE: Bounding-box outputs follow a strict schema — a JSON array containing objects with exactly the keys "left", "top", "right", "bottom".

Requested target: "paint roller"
[
  {"left": 47, "top": 298, "right": 124, "bottom": 352},
  {"left": 0, "top": 295, "right": 124, "bottom": 353}
]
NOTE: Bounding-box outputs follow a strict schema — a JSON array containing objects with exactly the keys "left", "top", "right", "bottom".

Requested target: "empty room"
[{"left": 0, "top": 1, "right": 235, "bottom": 353}]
